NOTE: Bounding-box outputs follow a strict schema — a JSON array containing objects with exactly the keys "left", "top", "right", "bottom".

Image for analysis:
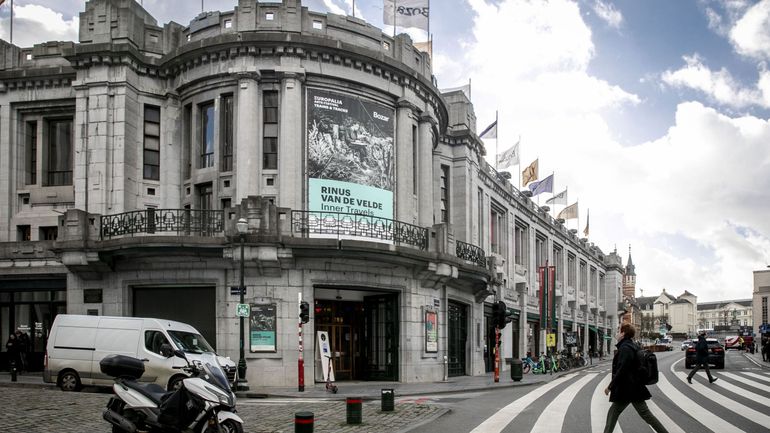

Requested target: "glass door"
[
  {"left": 363, "top": 294, "right": 398, "bottom": 381},
  {"left": 448, "top": 300, "right": 468, "bottom": 377}
]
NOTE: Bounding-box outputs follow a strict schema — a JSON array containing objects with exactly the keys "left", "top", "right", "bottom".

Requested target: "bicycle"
[{"left": 521, "top": 355, "right": 538, "bottom": 374}]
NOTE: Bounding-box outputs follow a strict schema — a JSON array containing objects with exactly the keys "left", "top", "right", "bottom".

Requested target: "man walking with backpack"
[
  {"left": 603, "top": 323, "right": 668, "bottom": 433},
  {"left": 687, "top": 331, "right": 717, "bottom": 384}
]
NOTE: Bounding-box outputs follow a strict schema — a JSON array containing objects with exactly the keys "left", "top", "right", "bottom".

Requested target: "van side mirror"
[
  {"left": 173, "top": 349, "right": 186, "bottom": 360},
  {"left": 159, "top": 344, "right": 174, "bottom": 358}
]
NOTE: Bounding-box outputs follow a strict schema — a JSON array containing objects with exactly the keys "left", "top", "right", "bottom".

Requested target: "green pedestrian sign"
[{"left": 236, "top": 303, "right": 250, "bottom": 317}]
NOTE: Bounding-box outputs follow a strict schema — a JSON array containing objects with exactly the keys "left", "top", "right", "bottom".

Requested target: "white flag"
[
  {"left": 546, "top": 189, "right": 568, "bottom": 205},
  {"left": 496, "top": 141, "right": 519, "bottom": 170},
  {"left": 383, "top": 0, "right": 429, "bottom": 31}
]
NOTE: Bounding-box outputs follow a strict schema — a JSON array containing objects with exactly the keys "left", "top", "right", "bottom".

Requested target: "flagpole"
[
  {"left": 393, "top": 0, "right": 397, "bottom": 37},
  {"left": 9, "top": 0, "right": 12, "bottom": 45},
  {"left": 352, "top": 0, "right": 355, "bottom": 16},
  {"left": 494, "top": 110, "right": 498, "bottom": 171}
]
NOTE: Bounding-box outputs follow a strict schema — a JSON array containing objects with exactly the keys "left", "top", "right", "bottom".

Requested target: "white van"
[{"left": 44, "top": 315, "right": 236, "bottom": 391}]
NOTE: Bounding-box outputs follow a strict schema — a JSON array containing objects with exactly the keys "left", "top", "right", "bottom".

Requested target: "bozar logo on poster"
[{"left": 373, "top": 111, "right": 389, "bottom": 122}]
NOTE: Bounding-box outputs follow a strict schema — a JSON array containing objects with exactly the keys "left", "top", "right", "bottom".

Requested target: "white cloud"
[
  {"left": 0, "top": 4, "right": 79, "bottom": 47},
  {"left": 436, "top": 0, "right": 770, "bottom": 301},
  {"left": 592, "top": 0, "right": 623, "bottom": 29},
  {"left": 661, "top": 54, "right": 769, "bottom": 109},
  {"left": 322, "top": 0, "right": 347, "bottom": 16},
  {"left": 729, "top": 0, "right": 770, "bottom": 60}
]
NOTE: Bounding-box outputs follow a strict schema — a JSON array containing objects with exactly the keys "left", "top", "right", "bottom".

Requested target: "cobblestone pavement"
[{"left": 0, "top": 387, "right": 444, "bottom": 433}]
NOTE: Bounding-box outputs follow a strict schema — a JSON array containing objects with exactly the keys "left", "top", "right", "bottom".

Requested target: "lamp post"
[{"left": 236, "top": 217, "right": 249, "bottom": 391}]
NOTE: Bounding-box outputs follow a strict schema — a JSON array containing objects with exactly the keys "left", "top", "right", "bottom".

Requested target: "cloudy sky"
[{"left": 3, "top": 0, "right": 770, "bottom": 302}]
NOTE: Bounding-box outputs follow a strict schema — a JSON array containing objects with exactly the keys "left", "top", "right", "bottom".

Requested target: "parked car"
[
  {"left": 656, "top": 337, "right": 674, "bottom": 351},
  {"left": 685, "top": 338, "right": 724, "bottom": 369},
  {"left": 724, "top": 336, "right": 743, "bottom": 350},
  {"left": 44, "top": 314, "right": 237, "bottom": 392},
  {"left": 681, "top": 339, "right": 692, "bottom": 350}
]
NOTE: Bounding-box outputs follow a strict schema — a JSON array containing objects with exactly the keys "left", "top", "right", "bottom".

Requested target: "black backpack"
[{"left": 636, "top": 345, "right": 659, "bottom": 385}]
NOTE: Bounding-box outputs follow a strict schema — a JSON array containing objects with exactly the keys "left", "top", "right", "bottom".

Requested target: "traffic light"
[
  {"left": 299, "top": 301, "right": 310, "bottom": 324},
  {"left": 493, "top": 301, "right": 511, "bottom": 329}
]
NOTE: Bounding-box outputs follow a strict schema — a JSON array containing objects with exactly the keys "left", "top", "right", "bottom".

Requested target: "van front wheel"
[{"left": 59, "top": 370, "right": 81, "bottom": 392}]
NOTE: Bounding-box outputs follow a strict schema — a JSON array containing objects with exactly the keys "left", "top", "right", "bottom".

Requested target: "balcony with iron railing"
[
  {"left": 455, "top": 240, "right": 486, "bottom": 267},
  {"left": 100, "top": 208, "right": 225, "bottom": 239}
]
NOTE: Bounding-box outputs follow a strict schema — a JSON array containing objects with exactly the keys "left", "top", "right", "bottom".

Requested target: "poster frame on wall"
[
  {"left": 249, "top": 303, "right": 277, "bottom": 353},
  {"left": 425, "top": 308, "right": 438, "bottom": 353}
]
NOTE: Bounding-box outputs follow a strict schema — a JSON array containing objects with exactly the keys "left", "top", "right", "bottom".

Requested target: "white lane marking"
[
  {"left": 714, "top": 373, "right": 770, "bottom": 407},
  {"left": 469, "top": 374, "right": 574, "bottom": 433},
  {"left": 646, "top": 399, "right": 687, "bottom": 433},
  {"left": 673, "top": 363, "right": 770, "bottom": 428},
  {"left": 590, "top": 374, "right": 621, "bottom": 433},
  {"left": 653, "top": 360, "right": 745, "bottom": 433},
  {"left": 743, "top": 371, "right": 770, "bottom": 385},
  {"left": 531, "top": 373, "right": 598, "bottom": 433}
]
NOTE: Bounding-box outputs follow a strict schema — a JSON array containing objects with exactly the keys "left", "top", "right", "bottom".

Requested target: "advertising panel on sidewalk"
[
  {"left": 317, "top": 331, "right": 335, "bottom": 382},
  {"left": 425, "top": 309, "right": 438, "bottom": 352},
  {"left": 306, "top": 88, "right": 395, "bottom": 231}
]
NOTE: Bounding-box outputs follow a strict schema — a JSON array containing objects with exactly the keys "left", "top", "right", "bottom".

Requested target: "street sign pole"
[{"left": 298, "top": 292, "right": 305, "bottom": 392}]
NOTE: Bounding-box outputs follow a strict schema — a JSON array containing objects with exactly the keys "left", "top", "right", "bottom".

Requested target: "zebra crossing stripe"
[
  {"left": 714, "top": 373, "right": 770, "bottom": 407},
  {"left": 656, "top": 370, "right": 746, "bottom": 433},
  {"left": 673, "top": 368, "right": 770, "bottom": 428},
  {"left": 743, "top": 371, "right": 770, "bottom": 385},
  {"left": 646, "top": 400, "right": 687, "bottom": 433},
  {"left": 590, "top": 374, "right": 622, "bottom": 433},
  {"left": 469, "top": 374, "right": 574, "bottom": 433},
  {"left": 719, "top": 372, "right": 770, "bottom": 395},
  {"left": 531, "top": 373, "right": 598, "bottom": 433}
]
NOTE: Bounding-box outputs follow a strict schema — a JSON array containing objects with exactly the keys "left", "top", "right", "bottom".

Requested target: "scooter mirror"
[{"left": 159, "top": 344, "right": 174, "bottom": 358}]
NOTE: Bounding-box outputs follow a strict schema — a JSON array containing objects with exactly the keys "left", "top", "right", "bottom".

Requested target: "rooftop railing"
[{"left": 100, "top": 208, "right": 224, "bottom": 239}]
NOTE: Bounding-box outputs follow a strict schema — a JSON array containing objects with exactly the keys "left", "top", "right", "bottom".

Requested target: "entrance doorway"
[
  {"left": 314, "top": 289, "right": 398, "bottom": 381},
  {"left": 133, "top": 286, "right": 216, "bottom": 349},
  {"left": 448, "top": 300, "right": 468, "bottom": 377}
]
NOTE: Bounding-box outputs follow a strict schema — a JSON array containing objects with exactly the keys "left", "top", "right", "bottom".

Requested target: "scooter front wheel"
[{"left": 203, "top": 419, "right": 244, "bottom": 433}]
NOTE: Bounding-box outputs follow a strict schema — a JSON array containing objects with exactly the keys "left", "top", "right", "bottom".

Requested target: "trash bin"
[
  {"left": 381, "top": 388, "right": 394, "bottom": 412},
  {"left": 510, "top": 358, "right": 523, "bottom": 382}
]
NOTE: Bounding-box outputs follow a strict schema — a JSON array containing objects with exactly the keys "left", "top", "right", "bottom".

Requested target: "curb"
[
  {"left": 743, "top": 353, "right": 770, "bottom": 369},
  {"left": 0, "top": 381, "right": 57, "bottom": 390},
  {"left": 395, "top": 407, "right": 451, "bottom": 433}
]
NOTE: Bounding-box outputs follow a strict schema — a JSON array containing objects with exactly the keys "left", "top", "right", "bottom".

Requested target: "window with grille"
[
  {"left": 143, "top": 105, "right": 160, "bottom": 180},
  {"left": 199, "top": 102, "right": 215, "bottom": 168},
  {"left": 440, "top": 165, "right": 449, "bottom": 222},
  {"left": 221, "top": 95, "right": 233, "bottom": 171},
  {"left": 263, "top": 91, "right": 278, "bottom": 169},
  {"left": 45, "top": 119, "right": 73, "bottom": 186}
]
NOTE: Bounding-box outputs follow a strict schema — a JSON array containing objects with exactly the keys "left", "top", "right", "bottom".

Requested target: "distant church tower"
[{"left": 623, "top": 245, "right": 636, "bottom": 299}]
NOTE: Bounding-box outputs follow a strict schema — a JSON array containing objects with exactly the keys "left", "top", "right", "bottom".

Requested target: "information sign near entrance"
[{"left": 236, "top": 303, "right": 250, "bottom": 317}]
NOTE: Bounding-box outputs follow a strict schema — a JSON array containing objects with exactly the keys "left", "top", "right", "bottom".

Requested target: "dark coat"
[
  {"left": 608, "top": 337, "right": 651, "bottom": 403},
  {"left": 695, "top": 336, "right": 709, "bottom": 363}
]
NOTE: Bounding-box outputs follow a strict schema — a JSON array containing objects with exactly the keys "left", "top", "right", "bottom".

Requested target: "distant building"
[
  {"left": 754, "top": 270, "right": 770, "bottom": 336},
  {"left": 637, "top": 289, "right": 697, "bottom": 337},
  {"left": 698, "top": 299, "right": 753, "bottom": 330}
]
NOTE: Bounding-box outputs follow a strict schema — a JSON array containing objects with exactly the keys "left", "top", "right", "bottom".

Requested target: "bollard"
[
  {"left": 295, "top": 411, "right": 314, "bottom": 433},
  {"left": 346, "top": 397, "right": 363, "bottom": 424},
  {"left": 510, "top": 358, "right": 523, "bottom": 382},
  {"left": 9, "top": 361, "right": 17, "bottom": 382},
  {"left": 381, "top": 388, "right": 394, "bottom": 412},
  {"left": 443, "top": 355, "right": 448, "bottom": 382}
]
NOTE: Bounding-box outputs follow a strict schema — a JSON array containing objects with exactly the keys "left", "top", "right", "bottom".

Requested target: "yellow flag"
[{"left": 522, "top": 159, "right": 538, "bottom": 186}]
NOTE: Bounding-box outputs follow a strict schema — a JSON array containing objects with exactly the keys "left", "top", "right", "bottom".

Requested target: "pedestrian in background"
[
  {"left": 5, "top": 333, "right": 20, "bottom": 371},
  {"left": 762, "top": 338, "right": 769, "bottom": 362},
  {"left": 603, "top": 323, "right": 669, "bottom": 433},
  {"left": 16, "top": 330, "right": 29, "bottom": 372},
  {"left": 687, "top": 331, "right": 717, "bottom": 384}
]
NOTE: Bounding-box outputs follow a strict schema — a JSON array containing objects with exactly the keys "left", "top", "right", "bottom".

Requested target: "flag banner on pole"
[
  {"left": 522, "top": 159, "right": 538, "bottom": 186},
  {"left": 538, "top": 266, "right": 546, "bottom": 325},
  {"left": 546, "top": 189, "right": 568, "bottom": 205},
  {"left": 557, "top": 202, "right": 578, "bottom": 220},
  {"left": 583, "top": 209, "right": 590, "bottom": 237},
  {"left": 413, "top": 40, "right": 433, "bottom": 57},
  {"left": 439, "top": 83, "right": 470, "bottom": 99},
  {"left": 496, "top": 140, "right": 519, "bottom": 170},
  {"left": 479, "top": 120, "right": 497, "bottom": 139},
  {"left": 383, "top": 0, "right": 429, "bottom": 31},
  {"left": 528, "top": 173, "right": 553, "bottom": 196},
  {"left": 548, "top": 266, "right": 556, "bottom": 329}
]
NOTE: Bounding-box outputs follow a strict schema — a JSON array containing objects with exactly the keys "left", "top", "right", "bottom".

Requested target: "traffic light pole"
[
  {"left": 494, "top": 325, "right": 500, "bottom": 383},
  {"left": 298, "top": 292, "right": 305, "bottom": 392}
]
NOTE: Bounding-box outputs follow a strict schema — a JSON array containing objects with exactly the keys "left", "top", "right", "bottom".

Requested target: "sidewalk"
[
  {"left": 0, "top": 358, "right": 610, "bottom": 398},
  {"left": 744, "top": 350, "right": 770, "bottom": 369}
]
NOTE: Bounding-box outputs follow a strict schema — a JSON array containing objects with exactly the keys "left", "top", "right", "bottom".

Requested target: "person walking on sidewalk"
[
  {"left": 603, "top": 324, "right": 669, "bottom": 433},
  {"left": 762, "top": 337, "right": 769, "bottom": 362},
  {"left": 687, "top": 332, "right": 717, "bottom": 384}
]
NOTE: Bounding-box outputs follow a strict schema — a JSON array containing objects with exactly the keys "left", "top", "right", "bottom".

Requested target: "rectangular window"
[
  {"left": 263, "top": 91, "right": 278, "bottom": 169},
  {"left": 198, "top": 183, "right": 213, "bottom": 210},
  {"left": 143, "top": 105, "right": 160, "bottom": 180},
  {"left": 199, "top": 102, "right": 215, "bottom": 168},
  {"left": 265, "top": 12, "right": 275, "bottom": 21},
  {"left": 224, "top": 19, "right": 233, "bottom": 29},
  {"left": 553, "top": 244, "right": 563, "bottom": 283},
  {"left": 440, "top": 165, "right": 449, "bottom": 223},
  {"left": 579, "top": 260, "right": 587, "bottom": 293},
  {"left": 514, "top": 221, "right": 527, "bottom": 266},
  {"left": 412, "top": 124, "right": 418, "bottom": 194},
  {"left": 45, "top": 118, "right": 73, "bottom": 186},
  {"left": 535, "top": 233, "right": 547, "bottom": 267},
  {"left": 17, "top": 225, "right": 31, "bottom": 241},
  {"left": 221, "top": 95, "right": 234, "bottom": 172},
  {"left": 567, "top": 253, "right": 576, "bottom": 287},
  {"left": 590, "top": 267, "right": 597, "bottom": 296},
  {"left": 763, "top": 297, "right": 768, "bottom": 324},
  {"left": 221, "top": 198, "right": 231, "bottom": 210},
  {"left": 40, "top": 226, "right": 58, "bottom": 240},
  {"left": 477, "top": 188, "right": 484, "bottom": 246},
  {"left": 183, "top": 104, "right": 192, "bottom": 178},
  {"left": 312, "top": 20, "right": 323, "bottom": 30},
  {"left": 490, "top": 202, "right": 506, "bottom": 257},
  {"left": 25, "top": 121, "right": 37, "bottom": 185}
]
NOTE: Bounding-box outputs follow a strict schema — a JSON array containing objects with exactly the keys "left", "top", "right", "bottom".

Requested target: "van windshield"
[{"left": 167, "top": 331, "right": 214, "bottom": 354}]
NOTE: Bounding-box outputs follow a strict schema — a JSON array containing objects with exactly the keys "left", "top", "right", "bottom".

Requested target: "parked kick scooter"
[{"left": 324, "top": 354, "right": 338, "bottom": 393}]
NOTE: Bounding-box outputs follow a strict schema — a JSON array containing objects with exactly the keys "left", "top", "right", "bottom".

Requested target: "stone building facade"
[{"left": 0, "top": 0, "right": 621, "bottom": 387}]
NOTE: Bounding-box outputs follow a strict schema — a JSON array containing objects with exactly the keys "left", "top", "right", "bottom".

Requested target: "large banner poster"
[{"left": 307, "top": 88, "right": 395, "bottom": 220}]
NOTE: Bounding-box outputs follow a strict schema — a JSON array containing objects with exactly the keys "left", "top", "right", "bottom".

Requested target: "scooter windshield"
[{"left": 199, "top": 352, "right": 231, "bottom": 392}]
